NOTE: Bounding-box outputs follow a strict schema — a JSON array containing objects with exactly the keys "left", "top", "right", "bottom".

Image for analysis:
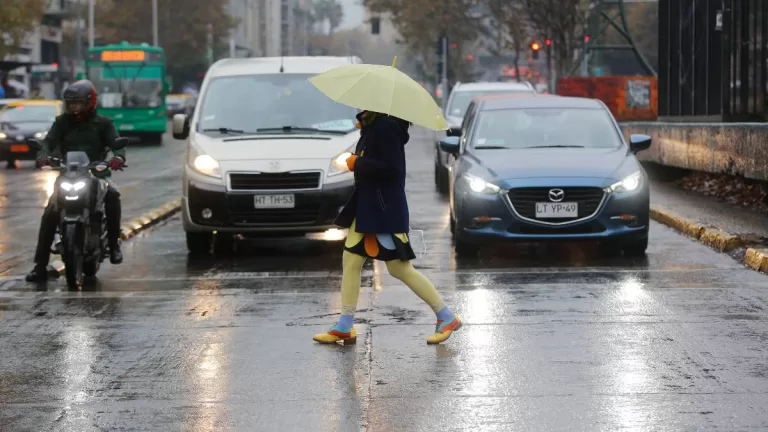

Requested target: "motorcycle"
[{"left": 29, "top": 138, "right": 129, "bottom": 289}]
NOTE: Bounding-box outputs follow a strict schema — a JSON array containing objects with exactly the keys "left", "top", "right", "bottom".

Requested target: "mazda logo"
[
  {"left": 16, "top": 135, "right": 24, "bottom": 141},
  {"left": 548, "top": 188, "right": 564, "bottom": 202}
]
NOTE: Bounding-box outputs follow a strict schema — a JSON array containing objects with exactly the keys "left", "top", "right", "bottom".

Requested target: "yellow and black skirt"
[{"left": 344, "top": 219, "right": 416, "bottom": 261}]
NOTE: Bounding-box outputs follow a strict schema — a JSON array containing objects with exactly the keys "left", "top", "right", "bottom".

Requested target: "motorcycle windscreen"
[{"left": 65, "top": 151, "right": 91, "bottom": 172}]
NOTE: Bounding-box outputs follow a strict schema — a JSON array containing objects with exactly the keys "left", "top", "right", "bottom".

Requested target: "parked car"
[
  {"left": 439, "top": 94, "right": 652, "bottom": 257},
  {"left": 435, "top": 81, "right": 536, "bottom": 194},
  {"left": 171, "top": 56, "right": 363, "bottom": 254}
]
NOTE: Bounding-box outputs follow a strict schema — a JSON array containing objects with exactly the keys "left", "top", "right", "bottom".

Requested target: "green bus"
[{"left": 84, "top": 42, "right": 168, "bottom": 144}]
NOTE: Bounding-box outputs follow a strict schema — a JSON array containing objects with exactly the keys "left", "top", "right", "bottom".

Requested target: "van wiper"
[
  {"left": 524, "top": 145, "right": 585, "bottom": 148},
  {"left": 256, "top": 126, "right": 347, "bottom": 135},
  {"left": 474, "top": 145, "right": 510, "bottom": 149},
  {"left": 202, "top": 127, "right": 245, "bottom": 134}
]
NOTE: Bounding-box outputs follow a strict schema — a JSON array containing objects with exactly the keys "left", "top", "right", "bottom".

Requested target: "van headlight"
[
  {"left": 463, "top": 174, "right": 500, "bottom": 194},
  {"left": 328, "top": 145, "right": 356, "bottom": 176},
  {"left": 188, "top": 145, "right": 221, "bottom": 178},
  {"left": 609, "top": 171, "right": 642, "bottom": 193},
  {"left": 34, "top": 131, "right": 47, "bottom": 139}
]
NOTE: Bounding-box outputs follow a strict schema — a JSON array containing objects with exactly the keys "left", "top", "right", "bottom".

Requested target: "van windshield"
[{"left": 197, "top": 74, "right": 359, "bottom": 135}]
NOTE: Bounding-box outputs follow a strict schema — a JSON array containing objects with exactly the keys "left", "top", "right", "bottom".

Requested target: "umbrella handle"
[{"left": 392, "top": 56, "right": 397, "bottom": 68}]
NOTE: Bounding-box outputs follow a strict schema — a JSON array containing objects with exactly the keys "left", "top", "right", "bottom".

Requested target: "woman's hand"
[{"left": 346, "top": 154, "right": 358, "bottom": 172}]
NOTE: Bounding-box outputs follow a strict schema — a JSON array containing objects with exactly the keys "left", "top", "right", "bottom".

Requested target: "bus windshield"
[{"left": 88, "top": 64, "right": 164, "bottom": 108}]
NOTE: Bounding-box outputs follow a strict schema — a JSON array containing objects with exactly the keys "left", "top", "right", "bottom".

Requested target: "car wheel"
[
  {"left": 455, "top": 236, "right": 479, "bottom": 258},
  {"left": 437, "top": 168, "right": 449, "bottom": 195},
  {"left": 449, "top": 213, "right": 456, "bottom": 236},
  {"left": 622, "top": 237, "right": 648, "bottom": 257},
  {"left": 186, "top": 232, "right": 213, "bottom": 255}
]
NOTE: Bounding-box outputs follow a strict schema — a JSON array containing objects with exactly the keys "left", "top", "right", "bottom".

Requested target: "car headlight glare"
[
  {"left": 34, "top": 131, "right": 47, "bottom": 139},
  {"left": 0, "top": 132, "right": 7, "bottom": 139},
  {"left": 464, "top": 174, "right": 500, "bottom": 194},
  {"left": 328, "top": 145, "right": 356, "bottom": 176},
  {"left": 610, "top": 171, "right": 642, "bottom": 193},
  {"left": 188, "top": 145, "right": 221, "bottom": 178}
]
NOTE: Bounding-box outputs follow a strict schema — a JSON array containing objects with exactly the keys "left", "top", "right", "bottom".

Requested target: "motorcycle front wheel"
[{"left": 62, "top": 224, "right": 84, "bottom": 290}]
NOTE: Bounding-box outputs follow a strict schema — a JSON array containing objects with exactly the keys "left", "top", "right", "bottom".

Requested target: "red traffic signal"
[
  {"left": 466, "top": 54, "right": 474, "bottom": 61},
  {"left": 545, "top": 39, "right": 551, "bottom": 46},
  {"left": 531, "top": 42, "right": 541, "bottom": 51},
  {"left": 450, "top": 42, "right": 458, "bottom": 49},
  {"left": 584, "top": 35, "right": 591, "bottom": 42}
]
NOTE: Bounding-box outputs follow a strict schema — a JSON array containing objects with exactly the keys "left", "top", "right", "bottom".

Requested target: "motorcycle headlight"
[
  {"left": 328, "top": 145, "right": 356, "bottom": 176},
  {"left": 60, "top": 180, "right": 86, "bottom": 192},
  {"left": 609, "top": 171, "right": 643, "bottom": 193},
  {"left": 34, "top": 131, "right": 47, "bottom": 139},
  {"left": 188, "top": 145, "right": 221, "bottom": 178},
  {"left": 463, "top": 174, "right": 501, "bottom": 194}
]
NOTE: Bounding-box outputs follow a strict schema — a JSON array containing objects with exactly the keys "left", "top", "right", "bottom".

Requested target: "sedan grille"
[
  {"left": 229, "top": 172, "right": 321, "bottom": 191},
  {"left": 507, "top": 187, "right": 605, "bottom": 223}
]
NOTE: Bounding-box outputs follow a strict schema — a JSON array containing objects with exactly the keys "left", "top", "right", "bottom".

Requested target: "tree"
[
  {"left": 313, "top": 0, "right": 344, "bottom": 36},
  {"left": 363, "top": 0, "right": 482, "bottom": 84},
  {"left": 95, "top": 0, "right": 236, "bottom": 72},
  {"left": 0, "top": 0, "right": 46, "bottom": 62},
  {"left": 519, "top": 0, "right": 590, "bottom": 78},
  {"left": 478, "top": 0, "right": 531, "bottom": 81}
]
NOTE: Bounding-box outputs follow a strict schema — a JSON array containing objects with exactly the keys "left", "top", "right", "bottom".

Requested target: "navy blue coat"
[{"left": 335, "top": 115, "right": 410, "bottom": 233}]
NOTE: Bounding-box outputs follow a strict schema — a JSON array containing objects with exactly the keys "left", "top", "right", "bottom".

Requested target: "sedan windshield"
[
  {"left": 448, "top": 89, "right": 532, "bottom": 117},
  {"left": 0, "top": 105, "right": 57, "bottom": 123},
  {"left": 197, "top": 74, "right": 358, "bottom": 135},
  {"left": 471, "top": 108, "right": 623, "bottom": 149}
]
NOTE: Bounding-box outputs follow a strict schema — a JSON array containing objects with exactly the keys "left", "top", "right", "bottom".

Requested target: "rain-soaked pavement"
[{"left": 1, "top": 129, "right": 768, "bottom": 431}]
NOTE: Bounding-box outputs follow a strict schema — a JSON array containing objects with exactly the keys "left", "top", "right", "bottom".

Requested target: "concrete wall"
[{"left": 622, "top": 122, "right": 768, "bottom": 181}]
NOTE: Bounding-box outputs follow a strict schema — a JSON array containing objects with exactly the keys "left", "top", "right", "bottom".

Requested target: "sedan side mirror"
[
  {"left": 28, "top": 138, "right": 43, "bottom": 151},
  {"left": 113, "top": 137, "right": 130, "bottom": 150},
  {"left": 172, "top": 114, "right": 189, "bottom": 140},
  {"left": 446, "top": 127, "right": 462, "bottom": 137},
  {"left": 629, "top": 134, "right": 651, "bottom": 153},
  {"left": 439, "top": 136, "right": 460, "bottom": 154}
]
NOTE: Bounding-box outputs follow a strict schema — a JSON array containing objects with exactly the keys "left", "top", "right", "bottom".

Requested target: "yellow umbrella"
[{"left": 309, "top": 57, "right": 449, "bottom": 131}]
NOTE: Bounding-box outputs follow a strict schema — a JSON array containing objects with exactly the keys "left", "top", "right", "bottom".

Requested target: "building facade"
[{"left": 227, "top": 0, "right": 312, "bottom": 58}]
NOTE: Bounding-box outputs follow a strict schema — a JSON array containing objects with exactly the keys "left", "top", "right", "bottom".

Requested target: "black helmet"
[{"left": 63, "top": 79, "right": 98, "bottom": 120}]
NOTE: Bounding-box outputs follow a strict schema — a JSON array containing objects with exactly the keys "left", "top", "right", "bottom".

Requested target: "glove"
[
  {"left": 35, "top": 158, "right": 49, "bottom": 169},
  {"left": 108, "top": 156, "right": 125, "bottom": 171},
  {"left": 346, "top": 154, "right": 358, "bottom": 172}
]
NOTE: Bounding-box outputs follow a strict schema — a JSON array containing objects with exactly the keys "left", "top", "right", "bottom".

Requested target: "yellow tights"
[{"left": 340, "top": 250, "right": 446, "bottom": 316}]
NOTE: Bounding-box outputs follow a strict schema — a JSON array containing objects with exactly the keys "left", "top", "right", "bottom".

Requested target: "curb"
[
  {"left": 50, "top": 198, "right": 182, "bottom": 275},
  {"left": 650, "top": 205, "right": 766, "bottom": 274}
]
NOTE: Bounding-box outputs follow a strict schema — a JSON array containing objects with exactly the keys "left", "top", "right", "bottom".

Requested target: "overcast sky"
[{"left": 339, "top": 0, "right": 365, "bottom": 30}]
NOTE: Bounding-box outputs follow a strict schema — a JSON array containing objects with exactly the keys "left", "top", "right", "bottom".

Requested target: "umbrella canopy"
[{"left": 309, "top": 57, "right": 448, "bottom": 131}]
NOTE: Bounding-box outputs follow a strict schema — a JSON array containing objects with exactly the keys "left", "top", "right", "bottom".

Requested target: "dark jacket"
[
  {"left": 335, "top": 114, "right": 411, "bottom": 233},
  {"left": 38, "top": 112, "right": 125, "bottom": 177}
]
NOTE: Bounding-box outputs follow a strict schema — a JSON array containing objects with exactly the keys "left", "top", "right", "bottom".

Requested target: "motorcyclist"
[{"left": 25, "top": 79, "right": 126, "bottom": 282}]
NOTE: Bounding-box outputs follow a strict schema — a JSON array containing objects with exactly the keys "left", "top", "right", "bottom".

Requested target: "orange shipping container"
[{"left": 556, "top": 76, "right": 658, "bottom": 121}]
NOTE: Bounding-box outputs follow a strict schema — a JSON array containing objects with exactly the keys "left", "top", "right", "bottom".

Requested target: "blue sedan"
[{"left": 439, "top": 95, "right": 652, "bottom": 257}]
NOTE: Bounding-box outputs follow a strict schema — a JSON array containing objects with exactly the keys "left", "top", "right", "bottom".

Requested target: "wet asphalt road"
[{"left": 1, "top": 129, "right": 768, "bottom": 431}]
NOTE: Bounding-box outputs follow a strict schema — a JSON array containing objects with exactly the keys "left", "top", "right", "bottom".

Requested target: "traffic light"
[
  {"left": 545, "top": 39, "right": 551, "bottom": 46},
  {"left": 531, "top": 41, "right": 541, "bottom": 60}
]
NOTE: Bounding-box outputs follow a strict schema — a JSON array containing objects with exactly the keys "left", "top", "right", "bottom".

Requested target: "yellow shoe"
[
  {"left": 426, "top": 314, "right": 462, "bottom": 345},
  {"left": 313, "top": 324, "right": 357, "bottom": 344}
]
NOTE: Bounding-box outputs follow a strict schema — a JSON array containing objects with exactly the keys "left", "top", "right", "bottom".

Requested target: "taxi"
[{"left": 0, "top": 99, "right": 62, "bottom": 167}]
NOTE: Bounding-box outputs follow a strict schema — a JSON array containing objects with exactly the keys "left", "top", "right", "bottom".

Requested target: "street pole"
[
  {"left": 441, "top": 36, "right": 448, "bottom": 112},
  {"left": 75, "top": 5, "right": 83, "bottom": 62},
  {"left": 207, "top": 23, "right": 214, "bottom": 65},
  {"left": 88, "top": 0, "right": 95, "bottom": 48},
  {"left": 152, "top": 0, "right": 159, "bottom": 46}
]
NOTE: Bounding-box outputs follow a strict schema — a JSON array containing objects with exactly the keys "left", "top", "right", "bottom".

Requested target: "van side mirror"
[
  {"left": 172, "top": 114, "right": 189, "bottom": 140},
  {"left": 629, "top": 134, "right": 651, "bottom": 153},
  {"left": 439, "top": 136, "right": 460, "bottom": 154},
  {"left": 446, "top": 127, "right": 462, "bottom": 137}
]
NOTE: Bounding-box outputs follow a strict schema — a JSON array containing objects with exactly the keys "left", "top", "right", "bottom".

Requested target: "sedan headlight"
[
  {"left": 328, "top": 145, "right": 356, "bottom": 176},
  {"left": 34, "top": 131, "right": 47, "bottom": 139},
  {"left": 0, "top": 132, "right": 7, "bottom": 140},
  {"left": 463, "top": 174, "right": 501, "bottom": 194},
  {"left": 609, "top": 171, "right": 642, "bottom": 193},
  {"left": 188, "top": 145, "right": 221, "bottom": 178}
]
